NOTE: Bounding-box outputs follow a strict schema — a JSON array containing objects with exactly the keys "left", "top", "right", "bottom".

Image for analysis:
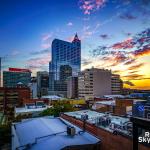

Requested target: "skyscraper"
[{"left": 49, "top": 34, "right": 81, "bottom": 97}]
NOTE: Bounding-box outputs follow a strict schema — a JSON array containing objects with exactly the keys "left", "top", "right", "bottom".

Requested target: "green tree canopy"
[{"left": 40, "top": 102, "right": 74, "bottom": 117}]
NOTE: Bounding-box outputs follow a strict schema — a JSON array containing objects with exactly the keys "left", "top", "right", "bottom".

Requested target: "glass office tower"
[
  {"left": 49, "top": 34, "right": 81, "bottom": 96},
  {"left": 3, "top": 68, "right": 31, "bottom": 87}
]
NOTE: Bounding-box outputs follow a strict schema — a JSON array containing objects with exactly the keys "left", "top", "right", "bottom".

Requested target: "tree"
[{"left": 40, "top": 102, "right": 74, "bottom": 117}]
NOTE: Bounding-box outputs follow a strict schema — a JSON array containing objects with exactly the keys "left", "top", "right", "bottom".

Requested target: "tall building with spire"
[{"left": 49, "top": 34, "right": 81, "bottom": 97}]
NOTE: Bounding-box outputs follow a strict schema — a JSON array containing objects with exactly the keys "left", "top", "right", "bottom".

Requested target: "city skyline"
[{"left": 0, "top": 0, "right": 150, "bottom": 90}]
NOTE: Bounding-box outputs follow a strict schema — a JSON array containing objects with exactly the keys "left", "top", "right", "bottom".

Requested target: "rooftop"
[
  {"left": 65, "top": 110, "right": 132, "bottom": 135},
  {"left": 103, "top": 95, "right": 125, "bottom": 99},
  {"left": 94, "top": 100, "right": 115, "bottom": 106},
  {"left": 41, "top": 95, "right": 63, "bottom": 100},
  {"left": 12, "top": 117, "right": 100, "bottom": 150},
  {"left": 15, "top": 105, "right": 51, "bottom": 114}
]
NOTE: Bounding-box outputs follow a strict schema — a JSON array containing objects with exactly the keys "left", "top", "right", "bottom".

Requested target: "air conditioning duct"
[{"left": 67, "top": 126, "right": 76, "bottom": 136}]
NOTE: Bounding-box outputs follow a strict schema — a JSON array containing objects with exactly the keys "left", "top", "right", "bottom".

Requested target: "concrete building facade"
[
  {"left": 78, "top": 68, "right": 123, "bottom": 100},
  {"left": 78, "top": 68, "right": 112, "bottom": 100},
  {"left": 111, "top": 74, "right": 123, "bottom": 95},
  {"left": 28, "top": 77, "right": 37, "bottom": 99}
]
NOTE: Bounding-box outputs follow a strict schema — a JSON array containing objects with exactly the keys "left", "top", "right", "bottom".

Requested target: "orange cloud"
[
  {"left": 128, "top": 63, "right": 144, "bottom": 71},
  {"left": 112, "top": 38, "right": 134, "bottom": 49},
  {"left": 133, "top": 47, "right": 150, "bottom": 58}
]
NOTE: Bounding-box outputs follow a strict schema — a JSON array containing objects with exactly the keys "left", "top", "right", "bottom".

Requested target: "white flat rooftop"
[
  {"left": 15, "top": 106, "right": 51, "bottom": 114},
  {"left": 104, "top": 95, "right": 125, "bottom": 99},
  {"left": 41, "top": 95, "right": 63, "bottom": 100},
  {"left": 95, "top": 100, "right": 115, "bottom": 106},
  {"left": 12, "top": 117, "right": 100, "bottom": 150},
  {"left": 65, "top": 110, "right": 130, "bottom": 133}
]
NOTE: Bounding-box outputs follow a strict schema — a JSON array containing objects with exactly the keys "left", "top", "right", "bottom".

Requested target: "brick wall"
[{"left": 61, "top": 114, "right": 149, "bottom": 150}]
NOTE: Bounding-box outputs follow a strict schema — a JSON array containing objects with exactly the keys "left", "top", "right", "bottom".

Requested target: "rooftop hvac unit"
[
  {"left": 67, "top": 126, "right": 76, "bottom": 136},
  {"left": 81, "top": 114, "right": 88, "bottom": 120}
]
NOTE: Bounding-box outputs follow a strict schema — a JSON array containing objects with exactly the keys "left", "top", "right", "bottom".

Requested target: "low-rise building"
[
  {"left": 61, "top": 110, "right": 149, "bottom": 150},
  {"left": 12, "top": 117, "right": 100, "bottom": 150},
  {"left": 0, "top": 87, "right": 31, "bottom": 113},
  {"left": 15, "top": 104, "right": 51, "bottom": 117},
  {"left": 92, "top": 98, "right": 147, "bottom": 116}
]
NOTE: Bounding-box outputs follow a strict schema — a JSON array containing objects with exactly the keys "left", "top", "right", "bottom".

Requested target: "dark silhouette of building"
[
  {"left": 67, "top": 76, "right": 78, "bottom": 98},
  {"left": 37, "top": 71, "right": 49, "bottom": 97}
]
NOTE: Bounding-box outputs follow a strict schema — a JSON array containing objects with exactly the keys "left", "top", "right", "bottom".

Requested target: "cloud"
[
  {"left": 27, "top": 54, "right": 51, "bottom": 71},
  {"left": 89, "top": 28, "right": 150, "bottom": 73},
  {"left": 129, "top": 70, "right": 139, "bottom": 74},
  {"left": 112, "top": 38, "right": 134, "bottom": 49},
  {"left": 120, "top": 13, "right": 137, "bottom": 20},
  {"left": 67, "top": 36, "right": 74, "bottom": 42},
  {"left": 124, "top": 59, "right": 136, "bottom": 65},
  {"left": 79, "top": 0, "right": 107, "bottom": 15},
  {"left": 11, "top": 50, "right": 20, "bottom": 56},
  {"left": 67, "top": 22, "right": 73, "bottom": 26},
  {"left": 112, "top": 52, "right": 128, "bottom": 64},
  {"left": 30, "top": 49, "right": 50, "bottom": 55},
  {"left": 81, "top": 25, "right": 94, "bottom": 39},
  {"left": 128, "top": 63, "right": 145, "bottom": 71},
  {"left": 122, "top": 31, "right": 132, "bottom": 37},
  {"left": 41, "top": 43, "right": 51, "bottom": 49},
  {"left": 132, "top": 46, "right": 150, "bottom": 58},
  {"left": 112, "top": 70, "right": 121, "bottom": 74},
  {"left": 124, "top": 81, "right": 135, "bottom": 86},
  {"left": 82, "top": 58, "right": 92, "bottom": 66},
  {"left": 99, "top": 34, "right": 110, "bottom": 39},
  {"left": 123, "top": 74, "right": 150, "bottom": 81},
  {"left": 90, "top": 45, "right": 109, "bottom": 57},
  {"left": 123, "top": 74, "right": 144, "bottom": 80},
  {"left": 42, "top": 33, "right": 52, "bottom": 41}
]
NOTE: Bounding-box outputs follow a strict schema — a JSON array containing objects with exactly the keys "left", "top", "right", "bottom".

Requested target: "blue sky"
[{"left": 0, "top": 0, "right": 150, "bottom": 89}]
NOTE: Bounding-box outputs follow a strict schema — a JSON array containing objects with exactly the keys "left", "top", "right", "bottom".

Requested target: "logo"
[
  {"left": 139, "top": 132, "right": 150, "bottom": 143},
  {"left": 137, "top": 105, "right": 144, "bottom": 112}
]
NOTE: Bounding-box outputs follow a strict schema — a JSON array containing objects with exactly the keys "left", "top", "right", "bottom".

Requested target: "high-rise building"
[
  {"left": 28, "top": 77, "right": 37, "bottom": 99},
  {"left": 3, "top": 68, "right": 31, "bottom": 88},
  {"left": 111, "top": 74, "right": 123, "bottom": 95},
  {"left": 78, "top": 68, "right": 123, "bottom": 100},
  {"left": 37, "top": 71, "right": 49, "bottom": 97},
  {"left": 78, "top": 68, "right": 112, "bottom": 100},
  {"left": 67, "top": 76, "right": 78, "bottom": 98},
  {"left": 49, "top": 34, "right": 81, "bottom": 97}
]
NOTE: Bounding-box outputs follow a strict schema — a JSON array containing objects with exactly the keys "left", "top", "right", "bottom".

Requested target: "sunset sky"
[{"left": 0, "top": 0, "right": 150, "bottom": 89}]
